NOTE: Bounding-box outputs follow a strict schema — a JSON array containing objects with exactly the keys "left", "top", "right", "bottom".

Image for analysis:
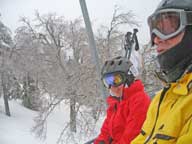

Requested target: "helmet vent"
[
  {"left": 110, "top": 61, "right": 114, "bottom": 65},
  {"left": 118, "top": 60, "right": 122, "bottom": 65},
  {"left": 104, "top": 61, "right": 108, "bottom": 66}
]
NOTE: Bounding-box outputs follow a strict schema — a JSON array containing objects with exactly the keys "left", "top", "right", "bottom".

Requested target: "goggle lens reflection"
[{"left": 102, "top": 73, "right": 125, "bottom": 88}]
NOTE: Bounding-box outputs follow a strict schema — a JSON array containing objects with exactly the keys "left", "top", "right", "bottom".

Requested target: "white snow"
[
  {"left": 0, "top": 99, "right": 43, "bottom": 144},
  {"left": 0, "top": 98, "right": 104, "bottom": 144}
]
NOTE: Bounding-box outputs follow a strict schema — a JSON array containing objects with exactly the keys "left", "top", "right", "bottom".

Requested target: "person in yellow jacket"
[{"left": 131, "top": 0, "right": 192, "bottom": 143}]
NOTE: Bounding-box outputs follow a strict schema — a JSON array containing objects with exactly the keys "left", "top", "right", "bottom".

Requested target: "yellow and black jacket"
[{"left": 131, "top": 73, "right": 192, "bottom": 144}]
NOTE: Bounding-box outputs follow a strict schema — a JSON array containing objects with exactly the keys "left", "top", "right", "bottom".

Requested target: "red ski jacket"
[{"left": 94, "top": 80, "right": 150, "bottom": 144}]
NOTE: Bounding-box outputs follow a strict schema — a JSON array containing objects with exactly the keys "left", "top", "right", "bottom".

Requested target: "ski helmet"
[
  {"left": 156, "top": 0, "right": 192, "bottom": 11},
  {"left": 101, "top": 56, "right": 135, "bottom": 87},
  {"left": 101, "top": 56, "right": 132, "bottom": 76},
  {"left": 150, "top": 0, "right": 192, "bottom": 83}
]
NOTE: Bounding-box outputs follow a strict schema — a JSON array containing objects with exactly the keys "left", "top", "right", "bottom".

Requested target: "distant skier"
[{"left": 94, "top": 55, "right": 150, "bottom": 144}]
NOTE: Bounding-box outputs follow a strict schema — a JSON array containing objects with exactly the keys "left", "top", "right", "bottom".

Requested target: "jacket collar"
[
  {"left": 171, "top": 72, "right": 192, "bottom": 95},
  {"left": 107, "top": 80, "right": 144, "bottom": 103},
  {"left": 123, "top": 80, "right": 144, "bottom": 100}
]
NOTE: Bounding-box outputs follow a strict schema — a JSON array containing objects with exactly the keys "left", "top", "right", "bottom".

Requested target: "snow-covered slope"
[
  {"left": 0, "top": 99, "right": 44, "bottom": 144},
  {"left": 0, "top": 98, "right": 104, "bottom": 144}
]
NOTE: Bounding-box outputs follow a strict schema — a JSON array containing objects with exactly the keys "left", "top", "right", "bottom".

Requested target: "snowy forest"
[{"left": 0, "top": 6, "right": 162, "bottom": 144}]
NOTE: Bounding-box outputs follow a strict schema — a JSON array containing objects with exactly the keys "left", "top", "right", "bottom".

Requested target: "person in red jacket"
[{"left": 94, "top": 56, "right": 150, "bottom": 144}]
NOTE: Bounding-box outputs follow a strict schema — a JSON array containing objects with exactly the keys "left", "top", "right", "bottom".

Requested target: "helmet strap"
[{"left": 125, "top": 73, "right": 135, "bottom": 86}]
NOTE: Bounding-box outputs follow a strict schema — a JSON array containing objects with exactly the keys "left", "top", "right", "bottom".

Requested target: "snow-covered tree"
[
  {"left": 0, "top": 16, "right": 14, "bottom": 116},
  {"left": 14, "top": 12, "right": 100, "bottom": 141},
  {"left": 13, "top": 8, "right": 140, "bottom": 143},
  {"left": 96, "top": 6, "right": 139, "bottom": 62},
  {"left": 141, "top": 43, "right": 162, "bottom": 97}
]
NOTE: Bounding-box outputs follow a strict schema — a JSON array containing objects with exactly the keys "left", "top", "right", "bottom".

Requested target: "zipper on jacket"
[
  {"left": 154, "top": 133, "right": 176, "bottom": 140},
  {"left": 144, "top": 87, "right": 169, "bottom": 144},
  {"left": 141, "top": 129, "right": 146, "bottom": 136},
  {"left": 110, "top": 103, "right": 118, "bottom": 142}
]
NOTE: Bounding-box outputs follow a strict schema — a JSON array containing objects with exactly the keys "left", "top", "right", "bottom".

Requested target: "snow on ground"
[
  {"left": 0, "top": 99, "right": 43, "bottom": 144},
  {"left": 0, "top": 98, "right": 104, "bottom": 144}
]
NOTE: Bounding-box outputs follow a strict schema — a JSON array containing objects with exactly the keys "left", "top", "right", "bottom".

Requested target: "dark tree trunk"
[
  {"left": 2, "top": 72, "right": 11, "bottom": 116},
  {"left": 70, "top": 97, "right": 77, "bottom": 132}
]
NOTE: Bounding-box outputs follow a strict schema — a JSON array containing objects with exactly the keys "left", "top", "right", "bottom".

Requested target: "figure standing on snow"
[
  {"left": 94, "top": 55, "right": 150, "bottom": 144},
  {"left": 131, "top": 0, "right": 192, "bottom": 143}
]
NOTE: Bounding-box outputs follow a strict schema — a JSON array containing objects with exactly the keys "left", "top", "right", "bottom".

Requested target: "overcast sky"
[{"left": 0, "top": 0, "right": 161, "bottom": 44}]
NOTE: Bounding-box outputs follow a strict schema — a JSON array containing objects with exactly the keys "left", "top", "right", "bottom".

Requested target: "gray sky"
[{"left": 0, "top": 0, "right": 161, "bottom": 44}]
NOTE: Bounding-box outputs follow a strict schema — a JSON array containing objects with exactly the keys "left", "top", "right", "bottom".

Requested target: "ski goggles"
[
  {"left": 148, "top": 9, "right": 192, "bottom": 41},
  {"left": 102, "top": 72, "right": 127, "bottom": 88}
]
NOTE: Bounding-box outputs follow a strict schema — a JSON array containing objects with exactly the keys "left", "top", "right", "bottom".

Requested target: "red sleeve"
[
  {"left": 94, "top": 98, "right": 117, "bottom": 144},
  {"left": 114, "top": 92, "right": 150, "bottom": 144}
]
